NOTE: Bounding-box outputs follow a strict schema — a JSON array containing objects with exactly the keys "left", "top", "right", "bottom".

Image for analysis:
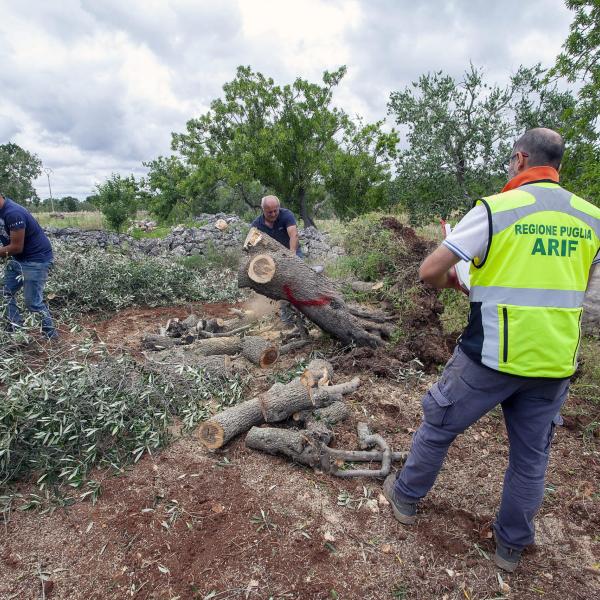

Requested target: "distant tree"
[
  {"left": 143, "top": 155, "right": 194, "bottom": 221},
  {"left": 172, "top": 66, "right": 393, "bottom": 227},
  {"left": 58, "top": 196, "right": 80, "bottom": 212},
  {"left": 323, "top": 119, "right": 398, "bottom": 220},
  {"left": 94, "top": 174, "right": 138, "bottom": 231},
  {"left": 551, "top": 0, "right": 600, "bottom": 204},
  {"left": 553, "top": 0, "right": 600, "bottom": 135},
  {"left": 0, "top": 143, "right": 42, "bottom": 203},
  {"left": 388, "top": 64, "right": 577, "bottom": 224}
]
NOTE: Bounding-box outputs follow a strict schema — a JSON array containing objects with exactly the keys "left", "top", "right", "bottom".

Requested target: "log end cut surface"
[
  {"left": 196, "top": 421, "right": 225, "bottom": 449},
  {"left": 260, "top": 346, "right": 279, "bottom": 368},
  {"left": 248, "top": 254, "right": 276, "bottom": 283}
]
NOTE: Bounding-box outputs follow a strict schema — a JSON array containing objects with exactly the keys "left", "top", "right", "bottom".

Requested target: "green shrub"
[
  {"left": 94, "top": 173, "right": 138, "bottom": 232},
  {"left": 0, "top": 337, "right": 246, "bottom": 492},
  {"left": 572, "top": 335, "right": 600, "bottom": 406},
  {"left": 46, "top": 244, "right": 242, "bottom": 313},
  {"left": 340, "top": 213, "right": 408, "bottom": 281}
]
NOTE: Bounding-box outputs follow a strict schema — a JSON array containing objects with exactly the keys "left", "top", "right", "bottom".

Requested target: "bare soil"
[{"left": 2, "top": 304, "right": 599, "bottom": 600}]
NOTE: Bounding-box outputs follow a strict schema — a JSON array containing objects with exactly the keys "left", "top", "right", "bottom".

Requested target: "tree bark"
[
  {"left": 298, "top": 186, "right": 316, "bottom": 229},
  {"left": 189, "top": 336, "right": 243, "bottom": 356},
  {"left": 245, "top": 427, "right": 322, "bottom": 467},
  {"left": 241, "top": 335, "right": 279, "bottom": 367},
  {"left": 245, "top": 426, "right": 407, "bottom": 475},
  {"left": 142, "top": 334, "right": 193, "bottom": 351},
  {"left": 195, "top": 360, "right": 359, "bottom": 449},
  {"left": 238, "top": 228, "right": 383, "bottom": 348}
]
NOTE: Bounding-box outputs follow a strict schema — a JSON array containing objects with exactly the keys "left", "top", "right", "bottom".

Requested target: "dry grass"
[{"left": 34, "top": 210, "right": 106, "bottom": 230}]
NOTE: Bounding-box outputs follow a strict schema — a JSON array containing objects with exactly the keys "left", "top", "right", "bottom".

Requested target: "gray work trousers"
[{"left": 395, "top": 346, "right": 568, "bottom": 550}]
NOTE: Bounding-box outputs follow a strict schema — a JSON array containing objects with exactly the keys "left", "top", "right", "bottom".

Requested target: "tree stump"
[{"left": 238, "top": 228, "right": 383, "bottom": 347}]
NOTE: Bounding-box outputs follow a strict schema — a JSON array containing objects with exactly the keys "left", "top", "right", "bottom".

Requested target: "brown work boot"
[{"left": 383, "top": 472, "right": 417, "bottom": 525}]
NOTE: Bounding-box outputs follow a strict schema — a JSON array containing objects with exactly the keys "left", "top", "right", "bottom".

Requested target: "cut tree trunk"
[
  {"left": 238, "top": 228, "right": 382, "bottom": 348},
  {"left": 241, "top": 336, "right": 279, "bottom": 367},
  {"left": 245, "top": 427, "right": 322, "bottom": 467},
  {"left": 189, "top": 336, "right": 243, "bottom": 356},
  {"left": 142, "top": 334, "right": 194, "bottom": 351},
  {"left": 195, "top": 359, "right": 359, "bottom": 449}
]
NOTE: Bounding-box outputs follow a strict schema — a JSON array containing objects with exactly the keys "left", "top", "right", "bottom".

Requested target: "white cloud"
[{"left": 0, "top": 0, "right": 575, "bottom": 200}]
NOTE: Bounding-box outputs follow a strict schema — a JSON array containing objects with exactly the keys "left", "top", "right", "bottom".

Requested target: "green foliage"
[
  {"left": 169, "top": 65, "right": 395, "bottom": 225},
  {"left": 571, "top": 335, "right": 600, "bottom": 406},
  {"left": 388, "top": 64, "right": 576, "bottom": 224},
  {"left": 94, "top": 173, "right": 138, "bottom": 232},
  {"left": 142, "top": 155, "right": 192, "bottom": 221},
  {"left": 197, "top": 242, "right": 242, "bottom": 271},
  {"left": 57, "top": 196, "right": 81, "bottom": 212},
  {"left": 0, "top": 337, "right": 246, "bottom": 490},
  {"left": 340, "top": 213, "right": 407, "bottom": 281},
  {"left": 0, "top": 142, "right": 42, "bottom": 203},
  {"left": 324, "top": 120, "right": 398, "bottom": 220},
  {"left": 551, "top": 1, "right": 600, "bottom": 205},
  {"left": 129, "top": 224, "right": 172, "bottom": 239},
  {"left": 46, "top": 244, "right": 242, "bottom": 312}
]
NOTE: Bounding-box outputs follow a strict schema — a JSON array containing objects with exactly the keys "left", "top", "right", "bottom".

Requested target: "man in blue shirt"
[
  {"left": 251, "top": 195, "right": 303, "bottom": 257},
  {"left": 0, "top": 193, "right": 57, "bottom": 339},
  {"left": 251, "top": 195, "right": 304, "bottom": 326}
]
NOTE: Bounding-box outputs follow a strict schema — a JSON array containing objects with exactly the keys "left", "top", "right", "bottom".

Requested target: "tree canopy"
[
  {"left": 388, "top": 64, "right": 578, "bottom": 223},
  {"left": 551, "top": 0, "right": 600, "bottom": 204},
  {"left": 152, "top": 66, "right": 396, "bottom": 225},
  {"left": 0, "top": 143, "right": 42, "bottom": 204},
  {"left": 94, "top": 174, "right": 138, "bottom": 232}
]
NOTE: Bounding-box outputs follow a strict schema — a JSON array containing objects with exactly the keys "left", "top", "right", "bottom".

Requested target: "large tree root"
[
  {"left": 245, "top": 422, "right": 407, "bottom": 477},
  {"left": 238, "top": 228, "right": 383, "bottom": 348}
]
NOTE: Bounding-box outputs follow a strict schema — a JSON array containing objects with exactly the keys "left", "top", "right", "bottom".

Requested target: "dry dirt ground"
[{"left": 1, "top": 300, "right": 600, "bottom": 600}]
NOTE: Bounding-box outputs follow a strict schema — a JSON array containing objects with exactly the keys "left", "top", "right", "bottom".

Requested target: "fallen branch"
[
  {"left": 196, "top": 324, "right": 252, "bottom": 339},
  {"left": 195, "top": 360, "right": 359, "bottom": 449},
  {"left": 245, "top": 422, "right": 406, "bottom": 477},
  {"left": 279, "top": 339, "right": 311, "bottom": 355}
]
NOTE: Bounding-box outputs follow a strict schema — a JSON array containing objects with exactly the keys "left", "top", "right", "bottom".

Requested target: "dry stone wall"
[{"left": 44, "top": 213, "right": 344, "bottom": 263}]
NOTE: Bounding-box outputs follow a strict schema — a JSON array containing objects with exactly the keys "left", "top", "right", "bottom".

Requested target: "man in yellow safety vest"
[{"left": 383, "top": 128, "right": 600, "bottom": 572}]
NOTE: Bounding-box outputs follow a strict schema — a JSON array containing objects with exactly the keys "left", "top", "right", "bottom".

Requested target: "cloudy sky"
[{"left": 0, "top": 0, "right": 574, "bottom": 200}]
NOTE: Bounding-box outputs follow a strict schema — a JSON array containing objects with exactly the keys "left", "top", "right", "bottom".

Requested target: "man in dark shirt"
[
  {"left": 251, "top": 195, "right": 303, "bottom": 326},
  {"left": 251, "top": 195, "right": 303, "bottom": 257},
  {"left": 0, "top": 193, "right": 57, "bottom": 339}
]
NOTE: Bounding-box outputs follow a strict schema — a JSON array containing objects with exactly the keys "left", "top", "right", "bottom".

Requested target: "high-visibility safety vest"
[{"left": 459, "top": 182, "right": 600, "bottom": 378}]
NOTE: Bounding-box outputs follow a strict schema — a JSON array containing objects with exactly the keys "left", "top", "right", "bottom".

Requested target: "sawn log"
[
  {"left": 195, "top": 360, "right": 359, "bottom": 449},
  {"left": 238, "top": 228, "right": 383, "bottom": 348}
]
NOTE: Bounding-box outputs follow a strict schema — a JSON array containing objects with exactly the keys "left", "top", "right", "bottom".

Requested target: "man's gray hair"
[
  {"left": 261, "top": 195, "right": 280, "bottom": 208},
  {"left": 514, "top": 128, "right": 565, "bottom": 170}
]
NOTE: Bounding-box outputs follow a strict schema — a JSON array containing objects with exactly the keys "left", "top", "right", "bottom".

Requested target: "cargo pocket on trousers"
[
  {"left": 544, "top": 413, "right": 563, "bottom": 453},
  {"left": 422, "top": 382, "right": 454, "bottom": 427}
]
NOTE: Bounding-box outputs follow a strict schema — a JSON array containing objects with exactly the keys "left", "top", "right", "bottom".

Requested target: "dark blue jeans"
[
  {"left": 2, "top": 259, "right": 57, "bottom": 338},
  {"left": 395, "top": 346, "right": 568, "bottom": 550}
]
